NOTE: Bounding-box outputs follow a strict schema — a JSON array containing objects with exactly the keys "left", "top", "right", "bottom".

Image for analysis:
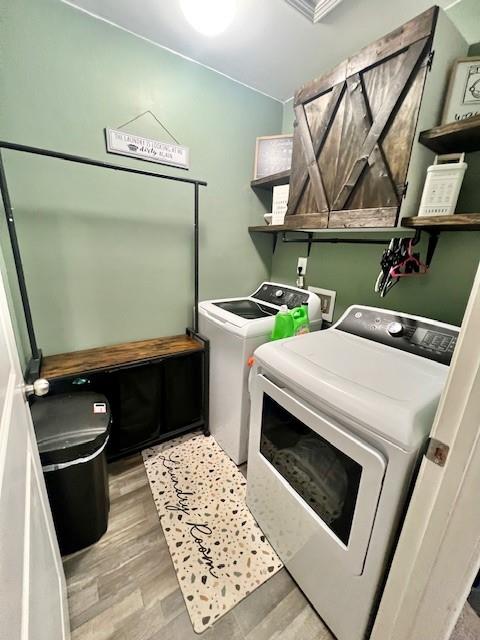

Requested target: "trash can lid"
[{"left": 31, "top": 392, "right": 111, "bottom": 467}]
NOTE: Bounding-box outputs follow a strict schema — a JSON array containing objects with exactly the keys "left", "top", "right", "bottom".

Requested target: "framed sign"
[
  {"left": 105, "top": 128, "right": 190, "bottom": 169},
  {"left": 254, "top": 134, "right": 293, "bottom": 179},
  {"left": 442, "top": 57, "right": 480, "bottom": 124}
]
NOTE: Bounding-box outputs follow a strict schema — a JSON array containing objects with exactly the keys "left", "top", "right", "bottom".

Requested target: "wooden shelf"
[
  {"left": 418, "top": 115, "right": 480, "bottom": 154},
  {"left": 401, "top": 214, "right": 480, "bottom": 231},
  {"left": 249, "top": 225, "right": 413, "bottom": 235},
  {"left": 251, "top": 215, "right": 480, "bottom": 235},
  {"left": 250, "top": 170, "right": 290, "bottom": 190},
  {"left": 41, "top": 334, "right": 203, "bottom": 380},
  {"left": 249, "top": 224, "right": 293, "bottom": 233}
]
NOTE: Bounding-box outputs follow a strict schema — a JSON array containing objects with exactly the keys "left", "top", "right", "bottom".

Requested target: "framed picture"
[
  {"left": 308, "top": 286, "right": 337, "bottom": 324},
  {"left": 253, "top": 134, "right": 293, "bottom": 179},
  {"left": 442, "top": 57, "right": 480, "bottom": 124}
]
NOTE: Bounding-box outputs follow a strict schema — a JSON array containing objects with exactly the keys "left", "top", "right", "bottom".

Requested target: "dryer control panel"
[
  {"left": 336, "top": 306, "right": 459, "bottom": 365},
  {"left": 252, "top": 283, "right": 310, "bottom": 309}
]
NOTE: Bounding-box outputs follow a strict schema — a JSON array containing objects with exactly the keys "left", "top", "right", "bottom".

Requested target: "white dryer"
[
  {"left": 199, "top": 282, "right": 322, "bottom": 465},
  {"left": 246, "top": 305, "right": 459, "bottom": 640}
]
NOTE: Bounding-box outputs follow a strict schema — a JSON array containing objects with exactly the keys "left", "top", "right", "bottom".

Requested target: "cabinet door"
[
  {"left": 286, "top": 7, "right": 436, "bottom": 229},
  {"left": 163, "top": 352, "right": 203, "bottom": 433},
  {"left": 96, "top": 363, "right": 163, "bottom": 455}
]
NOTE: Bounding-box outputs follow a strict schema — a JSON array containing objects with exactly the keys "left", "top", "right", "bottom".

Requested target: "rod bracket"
[
  {"left": 307, "top": 233, "right": 313, "bottom": 257},
  {"left": 426, "top": 231, "right": 440, "bottom": 268},
  {"left": 25, "top": 350, "right": 43, "bottom": 385},
  {"left": 273, "top": 232, "right": 279, "bottom": 253}
]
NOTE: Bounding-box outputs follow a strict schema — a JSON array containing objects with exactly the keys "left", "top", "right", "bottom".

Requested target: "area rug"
[{"left": 142, "top": 433, "right": 283, "bottom": 633}]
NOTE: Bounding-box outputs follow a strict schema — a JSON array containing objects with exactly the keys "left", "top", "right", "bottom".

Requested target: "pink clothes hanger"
[{"left": 389, "top": 239, "right": 428, "bottom": 279}]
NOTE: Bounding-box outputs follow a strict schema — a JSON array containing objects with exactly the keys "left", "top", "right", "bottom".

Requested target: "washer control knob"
[
  {"left": 275, "top": 289, "right": 284, "bottom": 298},
  {"left": 387, "top": 321, "right": 404, "bottom": 337}
]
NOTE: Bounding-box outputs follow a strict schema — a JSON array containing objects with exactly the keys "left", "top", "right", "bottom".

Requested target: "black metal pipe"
[
  {"left": 186, "top": 329, "right": 210, "bottom": 436},
  {"left": 426, "top": 232, "right": 440, "bottom": 267},
  {"left": 203, "top": 337, "right": 210, "bottom": 436},
  {"left": 194, "top": 182, "right": 199, "bottom": 333},
  {"left": 0, "top": 151, "right": 40, "bottom": 360},
  {"left": 282, "top": 236, "right": 390, "bottom": 245},
  {"left": 0, "top": 140, "right": 208, "bottom": 187}
]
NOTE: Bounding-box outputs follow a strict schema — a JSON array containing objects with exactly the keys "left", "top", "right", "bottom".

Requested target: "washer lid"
[
  {"left": 254, "top": 330, "right": 450, "bottom": 450},
  {"left": 212, "top": 299, "right": 276, "bottom": 320},
  {"left": 199, "top": 299, "right": 279, "bottom": 338}
]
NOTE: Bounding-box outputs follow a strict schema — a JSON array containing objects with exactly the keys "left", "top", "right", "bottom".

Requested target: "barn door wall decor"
[{"left": 286, "top": 7, "right": 439, "bottom": 229}]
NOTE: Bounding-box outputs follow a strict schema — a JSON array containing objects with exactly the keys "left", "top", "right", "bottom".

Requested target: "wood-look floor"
[{"left": 63, "top": 455, "right": 334, "bottom": 640}]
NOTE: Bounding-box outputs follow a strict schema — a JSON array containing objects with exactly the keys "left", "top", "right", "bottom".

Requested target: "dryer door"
[{"left": 247, "top": 374, "right": 386, "bottom": 576}]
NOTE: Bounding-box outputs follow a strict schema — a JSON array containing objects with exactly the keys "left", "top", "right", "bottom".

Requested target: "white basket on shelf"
[{"left": 418, "top": 153, "right": 467, "bottom": 216}]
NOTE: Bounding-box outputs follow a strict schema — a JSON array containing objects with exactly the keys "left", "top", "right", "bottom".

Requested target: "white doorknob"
[{"left": 25, "top": 378, "right": 50, "bottom": 398}]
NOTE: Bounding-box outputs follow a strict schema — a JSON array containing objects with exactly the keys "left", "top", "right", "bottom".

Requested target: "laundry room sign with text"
[{"left": 105, "top": 128, "right": 190, "bottom": 169}]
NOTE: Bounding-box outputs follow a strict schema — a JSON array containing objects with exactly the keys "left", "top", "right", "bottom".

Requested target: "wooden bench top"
[{"left": 40, "top": 334, "right": 203, "bottom": 380}]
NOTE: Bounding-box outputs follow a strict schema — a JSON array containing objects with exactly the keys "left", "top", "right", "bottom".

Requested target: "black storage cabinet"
[
  {"left": 31, "top": 392, "right": 111, "bottom": 555},
  {"left": 47, "top": 350, "right": 205, "bottom": 459}
]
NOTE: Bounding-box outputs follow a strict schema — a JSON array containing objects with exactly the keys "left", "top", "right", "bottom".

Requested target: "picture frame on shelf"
[
  {"left": 253, "top": 134, "right": 293, "bottom": 180},
  {"left": 442, "top": 57, "right": 480, "bottom": 124}
]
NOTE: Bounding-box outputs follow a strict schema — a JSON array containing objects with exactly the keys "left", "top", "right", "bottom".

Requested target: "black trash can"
[{"left": 31, "top": 392, "right": 111, "bottom": 555}]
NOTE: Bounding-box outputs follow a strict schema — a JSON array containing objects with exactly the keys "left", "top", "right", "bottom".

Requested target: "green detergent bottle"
[
  {"left": 291, "top": 305, "right": 310, "bottom": 335},
  {"left": 271, "top": 305, "right": 294, "bottom": 341}
]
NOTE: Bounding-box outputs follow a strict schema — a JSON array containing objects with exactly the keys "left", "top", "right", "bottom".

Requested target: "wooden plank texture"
[
  {"left": 41, "top": 335, "right": 203, "bottom": 380},
  {"left": 418, "top": 115, "right": 480, "bottom": 154},
  {"left": 287, "top": 83, "right": 345, "bottom": 217},
  {"left": 294, "top": 60, "right": 347, "bottom": 107},
  {"left": 250, "top": 170, "right": 290, "bottom": 190},
  {"left": 401, "top": 214, "right": 480, "bottom": 231},
  {"left": 286, "top": 9, "right": 435, "bottom": 231},
  {"left": 294, "top": 7, "right": 437, "bottom": 106},
  {"left": 332, "top": 37, "right": 429, "bottom": 210},
  {"left": 294, "top": 104, "right": 330, "bottom": 213},
  {"left": 328, "top": 207, "right": 398, "bottom": 228}
]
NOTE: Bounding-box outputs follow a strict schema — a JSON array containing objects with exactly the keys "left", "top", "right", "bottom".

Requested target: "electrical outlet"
[
  {"left": 308, "top": 286, "right": 337, "bottom": 323},
  {"left": 297, "top": 257, "right": 308, "bottom": 275}
]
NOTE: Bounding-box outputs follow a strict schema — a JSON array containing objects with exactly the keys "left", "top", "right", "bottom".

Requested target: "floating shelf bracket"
[
  {"left": 425, "top": 231, "right": 440, "bottom": 267},
  {"left": 280, "top": 231, "right": 394, "bottom": 253},
  {"left": 272, "top": 228, "right": 442, "bottom": 266}
]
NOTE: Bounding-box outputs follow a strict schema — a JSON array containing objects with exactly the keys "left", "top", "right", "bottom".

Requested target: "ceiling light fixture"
[
  {"left": 180, "top": 0, "right": 237, "bottom": 37},
  {"left": 284, "top": 0, "right": 345, "bottom": 23}
]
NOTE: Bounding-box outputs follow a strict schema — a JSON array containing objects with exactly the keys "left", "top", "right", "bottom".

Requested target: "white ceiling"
[{"left": 63, "top": 0, "right": 471, "bottom": 102}]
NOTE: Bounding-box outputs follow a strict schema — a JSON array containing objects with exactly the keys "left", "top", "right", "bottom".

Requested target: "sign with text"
[
  {"left": 254, "top": 134, "right": 292, "bottom": 179},
  {"left": 105, "top": 128, "right": 189, "bottom": 169}
]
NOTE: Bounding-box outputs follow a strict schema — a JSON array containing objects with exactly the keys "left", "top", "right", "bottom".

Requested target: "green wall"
[
  {"left": 0, "top": 0, "right": 281, "bottom": 356},
  {"left": 447, "top": 0, "right": 480, "bottom": 47},
  {"left": 271, "top": 232, "right": 479, "bottom": 326},
  {"left": 273, "top": 46, "right": 480, "bottom": 327}
]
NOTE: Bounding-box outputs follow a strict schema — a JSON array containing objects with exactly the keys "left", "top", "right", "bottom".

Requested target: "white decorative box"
[{"left": 418, "top": 153, "right": 467, "bottom": 216}]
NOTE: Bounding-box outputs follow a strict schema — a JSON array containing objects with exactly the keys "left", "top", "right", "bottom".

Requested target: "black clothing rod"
[
  {"left": 194, "top": 182, "right": 200, "bottom": 334},
  {"left": 0, "top": 140, "right": 207, "bottom": 381},
  {"left": 0, "top": 151, "right": 40, "bottom": 361},
  {"left": 0, "top": 140, "right": 208, "bottom": 186},
  {"left": 282, "top": 236, "right": 389, "bottom": 245}
]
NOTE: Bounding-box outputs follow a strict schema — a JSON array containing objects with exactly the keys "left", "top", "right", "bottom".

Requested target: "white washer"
[
  {"left": 247, "top": 305, "right": 459, "bottom": 640},
  {"left": 199, "top": 282, "right": 322, "bottom": 465}
]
